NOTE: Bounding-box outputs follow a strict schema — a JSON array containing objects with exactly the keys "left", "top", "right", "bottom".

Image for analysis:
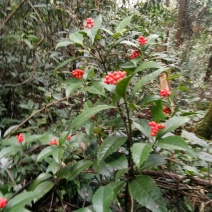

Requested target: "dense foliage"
[{"left": 0, "top": 0, "right": 211, "bottom": 211}]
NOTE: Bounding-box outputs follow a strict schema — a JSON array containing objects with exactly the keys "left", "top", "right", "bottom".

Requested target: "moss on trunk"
[{"left": 194, "top": 102, "right": 212, "bottom": 140}]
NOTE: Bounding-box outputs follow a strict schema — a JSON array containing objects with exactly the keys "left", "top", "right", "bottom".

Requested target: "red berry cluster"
[
  {"left": 163, "top": 106, "right": 171, "bottom": 114},
  {"left": 159, "top": 89, "right": 171, "bottom": 97},
  {"left": 72, "top": 69, "right": 85, "bottom": 79},
  {"left": 84, "top": 18, "right": 94, "bottom": 29},
  {"left": 104, "top": 71, "right": 126, "bottom": 85},
  {"left": 49, "top": 138, "right": 58, "bottom": 145},
  {"left": 130, "top": 50, "right": 140, "bottom": 59},
  {"left": 0, "top": 198, "right": 7, "bottom": 208},
  {"left": 91, "top": 115, "right": 95, "bottom": 119},
  {"left": 138, "top": 36, "right": 147, "bottom": 45},
  {"left": 66, "top": 135, "right": 71, "bottom": 140},
  {"left": 148, "top": 121, "right": 165, "bottom": 136},
  {"left": 16, "top": 133, "right": 24, "bottom": 143}
]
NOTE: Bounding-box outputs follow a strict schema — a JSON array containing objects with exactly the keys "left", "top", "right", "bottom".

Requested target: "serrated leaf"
[
  {"left": 131, "top": 68, "right": 165, "bottom": 99},
  {"left": 151, "top": 100, "right": 167, "bottom": 122},
  {"left": 92, "top": 186, "right": 114, "bottom": 212},
  {"left": 157, "top": 116, "right": 189, "bottom": 138},
  {"left": 135, "top": 61, "right": 163, "bottom": 73},
  {"left": 71, "top": 105, "right": 116, "bottom": 129},
  {"left": 116, "top": 16, "right": 133, "bottom": 33},
  {"left": 56, "top": 40, "right": 73, "bottom": 49},
  {"left": 105, "top": 152, "right": 128, "bottom": 170},
  {"left": 69, "top": 32, "right": 84, "bottom": 46},
  {"left": 0, "top": 146, "right": 21, "bottom": 159},
  {"left": 58, "top": 160, "right": 93, "bottom": 180},
  {"left": 63, "top": 78, "right": 83, "bottom": 98},
  {"left": 157, "top": 136, "right": 189, "bottom": 151},
  {"left": 129, "top": 176, "right": 168, "bottom": 212},
  {"left": 133, "top": 119, "right": 151, "bottom": 139},
  {"left": 36, "top": 146, "right": 55, "bottom": 162},
  {"left": 116, "top": 74, "right": 134, "bottom": 98},
  {"left": 141, "top": 154, "right": 166, "bottom": 170},
  {"left": 85, "top": 82, "right": 105, "bottom": 96},
  {"left": 28, "top": 173, "right": 52, "bottom": 191},
  {"left": 97, "top": 135, "right": 127, "bottom": 164},
  {"left": 131, "top": 143, "right": 152, "bottom": 168}
]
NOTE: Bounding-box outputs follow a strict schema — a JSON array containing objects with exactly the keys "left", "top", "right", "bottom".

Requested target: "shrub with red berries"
[
  {"left": 16, "top": 133, "right": 24, "bottom": 143},
  {"left": 159, "top": 88, "right": 171, "bottom": 97},
  {"left": 49, "top": 138, "right": 58, "bottom": 145},
  {"left": 72, "top": 69, "right": 85, "bottom": 79},
  {"left": 148, "top": 121, "right": 165, "bottom": 136},
  {"left": 84, "top": 18, "right": 94, "bottom": 29},
  {"left": 0, "top": 197, "right": 7, "bottom": 208},
  {"left": 138, "top": 36, "right": 147, "bottom": 45},
  {"left": 104, "top": 71, "right": 126, "bottom": 85},
  {"left": 163, "top": 106, "right": 171, "bottom": 114},
  {"left": 130, "top": 50, "right": 140, "bottom": 59}
]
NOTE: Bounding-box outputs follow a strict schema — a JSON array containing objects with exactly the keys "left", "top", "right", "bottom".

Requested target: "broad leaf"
[
  {"left": 120, "top": 40, "right": 138, "bottom": 48},
  {"left": 157, "top": 136, "right": 189, "bottom": 151},
  {"left": 97, "top": 135, "right": 127, "bottom": 164},
  {"left": 85, "top": 82, "right": 105, "bottom": 96},
  {"left": 36, "top": 146, "right": 55, "bottom": 162},
  {"left": 56, "top": 40, "right": 73, "bottom": 49},
  {"left": 0, "top": 146, "right": 21, "bottom": 159},
  {"left": 151, "top": 100, "right": 167, "bottom": 122},
  {"left": 92, "top": 186, "right": 114, "bottom": 212},
  {"left": 129, "top": 175, "right": 167, "bottom": 212},
  {"left": 55, "top": 58, "right": 75, "bottom": 71},
  {"left": 69, "top": 32, "right": 84, "bottom": 46},
  {"left": 131, "top": 143, "right": 152, "bottom": 168},
  {"left": 157, "top": 116, "right": 189, "bottom": 138},
  {"left": 135, "top": 61, "right": 163, "bottom": 73},
  {"left": 116, "top": 16, "right": 133, "bottom": 33},
  {"left": 74, "top": 208, "right": 93, "bottom": 212},
  {"left": 63, "top": 78, "right": 83, "bottom": 98},
  {"left": 116, "top": 74, "right": 134, "bottom": 98},
  {"left": 58, "top": 160, "right": 93, "bottom": 180},
  {"left": 131, "top": 68, "right": 165, "bottom": 99},
  {"left": 105, "top": 152, "right": 128, "bottom": 170},
  {"left": 141, "top": 154, "right": 166, "bottom": 170},
  {"left": 71, "top": 105, "right": 116, "bottom": 129},
  {"left": 133, "top": 119, "right": 151, "bottom": 139},
  {"left": 138, "top": 95, "right": 160, "bottom": 106},
  {"left": 59, "top": 131, "right": 69, "bottom": 146}
]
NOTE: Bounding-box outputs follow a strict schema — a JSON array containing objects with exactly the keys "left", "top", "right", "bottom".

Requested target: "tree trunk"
[
  {"left": 204, "top": 54, "right": 212, "bottom": 82},
  {"left": 194, "top": 102, "right": 212, "bottom": 140},
  {"left": 175, "top": 0, "right": 186, "bottom": 49}
]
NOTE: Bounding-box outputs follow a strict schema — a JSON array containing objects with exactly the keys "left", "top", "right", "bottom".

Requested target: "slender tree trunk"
[
  {"left": 204, "top": 54, "right": 212, "bottom": 82},
  {"left": 175, "top": 0, "right": 186, "bottom": 49},
  {"left": 194, "top": 102, "right": 212, "bottom": 140}
]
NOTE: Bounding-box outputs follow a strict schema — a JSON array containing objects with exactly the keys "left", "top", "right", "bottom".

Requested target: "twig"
[{"left": 6, "top": 97, "right": 67, "bottom": 138}]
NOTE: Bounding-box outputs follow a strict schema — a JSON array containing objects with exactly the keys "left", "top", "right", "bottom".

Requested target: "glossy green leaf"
[
  {"left": 55, "top": 58, "right": 75, "bottom": 71},
  {"left": 116, "top": 74, "right": 134, "bottom": 98},
  {"left": 3, "top": 125, "right": 19, "bottom": 138},
  {"left": 131, "top": 68, "right": 165, "bottom": 99},
  {"left": 71, "top": 105, "right": 116, "bottom": 129},
  {"left": 59, "top": 131, "right": 69, "bottom": 146},
  {"left": 63, "top": 78, "right": 83, "bottom": 98},
  {"left": 69, "top": 32, "right": 84, "bottom": 46},
  {"left": 129, "top": 176, "right": 168, "bottom": 212},
  {"left": 85, "top": 82, "right": 105, "bottom": 96},
  {"left": 120, "top": 40, "right": 138, "bottom": 48},
  {"left": 135, "top": 61, "right": 163, "bottom": 73},
  {"left": 115, "top": 168, "right": 128, "bottom": 182},
  {"left": 56, "top": 40, "right": 73, "bottom": 49},
  {"left": 157, "top": 136, "right": 189, "bottom": 151},
  {"left": 151, "top": 100, "right": 167, "bottom": 122},
  {"left": 92, "top": 186, "right": 114, "bottom": 212},
  {"left": 36, "top": 146, "right": 55, "bottom": 162},
  {"left": 131, "top": 143, "right": 152, "bottom": 168},
  {"left": 139, "top": 95, "right": 160, "bottom": 106},
  {"left": 52, "top": 148, "right": 63, "bottom": 164},
  {"left": 58, "top": 160, "right": 93, "bottom": 180},
  {"left": 141, "top": 154, "right": 166, "bottom": 170},
  {"left": 116, "top": 16, "right": 133, "bottom": 33},
  {"left": 0, "top": 146, "right": 21, "bottom": 159},
  {"left": 105, "top": 152, "right": 128, "bottom": 170},
  {"left": 132, "top": 119, "right": 151, "bottom": 139},
  {"left": 97, "top": 135, "right": 127, "bottom": 164},
  {"left": 157, "top": 116, "right": 189, "bottom": 138}
]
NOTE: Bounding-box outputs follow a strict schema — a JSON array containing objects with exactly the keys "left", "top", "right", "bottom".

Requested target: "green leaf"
[
  {"left": 116, "top": 74, "right": 134, "bottom": 98},
  {"left": 71, "top": 105, "right": 116, "bottom": 129},
  {"left": 151, "top": 100, "right": 167, "bottom": 122},
  {"left": 139, "top": 95, "right": 160, "bottom": 106},
  {"left": 157, "top": 136, "right": 189, "bottom": 151},
  {"left": 116, "top": 16, "right": 133, "bottom": 33},
  {"left": 198, "top": 152, "right": 212, "bottom": 162},
  {"left": 74, "top": 208, "right": 93, "bottom": 212},
  {"left": 0, "top": 146, "right": 21, "bottom": 159},
  {"left": 36, "top": 146, "right": 55, "bottom": 162},
  {"left": 58, "top": 160, "right": 93, "bottom": 180},
  {"left": 115, "top": 168, "right": 128, "bottom": 182},
  {"left": 23, "top": 39, "right": 33, "bottom": 49},
  {"left": 3, "top": 125, "right": 19, "bottom": 138},
  {"left": 85, "top": 82, "right": 105, "bottom": 96},
  {"left": 131, "top": 143, "right": 152, "bottom": 168},
  {"left": 28, "top": 173, "right": 52, "bottom": 191},
  {"left": 129, "top": 176, "right": 168, "bottom": 212},
  {"left": 157, "top": 116, "right": 189, "bottom": 138},
  {"left": 141, "top": 154, "right": 166, "bottom": 170},
  {"left": 105, "top": 152, "right": 128, "bottom": 170},
  {"left": 4, "top": 191, "right": 39, "bottom": 211},
  {"left": 92, "top": 186, "right": 114, "bottom": 212},
  {"left": 52, "top": 148, "right": 63, "bottom": 164},
  {"left": 131, "top": 68, "right": 165, "bottom": 99},
  {"left": 59, "top": 131, "right": 69, "bottom": 146},
  {"left": 101, "top": 28, "right": 113, "bottom": 36},
  {"left": 133, "top": 119, "right": 151, "bottom": 139},
  {"left": 55, "top": 58, "right": 75, "bottom": 71},
  {"left": 26, "top": 134, "right": 45, "bottom": 144},
  {"left": 97, "top": 135, "right": 127, "bottom": 164},
  {"left": 69, "top": 31, "right": 84, "bottom": 46},
  {"left": 56, "top": 40, "right": 73, "bottom": 49},
  {"left": 63, "top": 78, "right": 83, "bottom": 98},
  {"left": 135, "top": 61, "right": 163, "bottom": 73},
  {"left": 120, "top": 40, "right": 138, "bottom": 48}
]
